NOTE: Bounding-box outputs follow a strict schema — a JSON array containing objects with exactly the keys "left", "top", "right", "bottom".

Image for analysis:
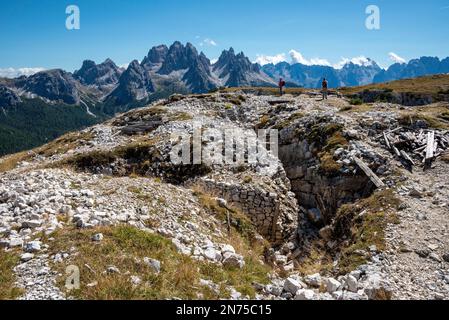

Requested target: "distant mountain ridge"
[
  {"left": 1, "top": 41, "right": 449, "bottom": 156},
  {"left": 1, "top": 41, "right": 448, "bottom": 112}
]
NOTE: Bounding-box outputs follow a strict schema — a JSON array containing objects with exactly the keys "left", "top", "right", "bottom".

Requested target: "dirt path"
[{"left": 383, "top": 161, "right": 449, "bottom": 300}]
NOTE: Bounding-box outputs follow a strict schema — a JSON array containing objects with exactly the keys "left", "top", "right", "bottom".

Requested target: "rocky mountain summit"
[
  {"left": 15, "top": 69, "right": 81, "bottom": 105},
  {"left": 73, "top": 58, "right": 123, "bottom": 87},
  {"left": 1, "top": 89, "right": 448, "bottom": 300}
]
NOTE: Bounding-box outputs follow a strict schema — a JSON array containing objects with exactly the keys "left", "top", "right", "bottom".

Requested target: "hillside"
[
  {"left": 340, "top": 74, "right": 449, "bottom": 95},
  {"left": 1, "top": 91, "right": 448, "bottom": 300},
  {"left": 339, "top": 74, "right": 449, "bottom": 106}
]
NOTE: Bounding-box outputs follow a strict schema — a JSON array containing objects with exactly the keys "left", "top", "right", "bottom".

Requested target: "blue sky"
[{"left": 0, "top": 0, "right": 448, "bottom": 76}]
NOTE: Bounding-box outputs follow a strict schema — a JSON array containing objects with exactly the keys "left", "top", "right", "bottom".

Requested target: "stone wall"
[
  {"left": 193, "top": 177, "right": 298, "bottom": 245},
  {"left": 279, "top": 140, "right": 372, "bottom": 225}
]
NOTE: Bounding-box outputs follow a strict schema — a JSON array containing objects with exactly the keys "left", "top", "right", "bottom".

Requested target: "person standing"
[
  {"left": 322, "top": 78, "right": 328, "bottom": 100},
  {"left": 279, "top": 78, "right": 286, "bottom": 96}
]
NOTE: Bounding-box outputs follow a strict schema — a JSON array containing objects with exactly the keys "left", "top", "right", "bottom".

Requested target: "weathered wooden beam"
[
  {"left": 425, "top": 131, "right": 435, "bottom": 161},
  {"left": 393, "top": 146, "right": 401, "bottom": 157},
  {"left": 400, "top": 150, "right": 416, "bottom": 166},
  {"left": 353, "top": 156, "right": 385, "bottom": 189},
  {"left": 383, "top": 132, "right": 391, "bottom": 150}
]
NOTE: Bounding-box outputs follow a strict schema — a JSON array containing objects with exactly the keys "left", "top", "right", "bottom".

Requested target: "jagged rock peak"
[
  {"left": 106, "top": 59, "right": 154, "bottom": 109},
  {"left": 158, "top": 41, "right": 208, "bottom": 75},
  {"left": 74, "top": 58, "right": 122, "bottom": 86},
  {"left": 142, "top": 45, "right": 169, "bottom": 67}
]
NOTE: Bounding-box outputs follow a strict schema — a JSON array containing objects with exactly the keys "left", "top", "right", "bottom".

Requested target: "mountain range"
[{"left": 1, "top": 41, "right": 449, "bottom": 155}]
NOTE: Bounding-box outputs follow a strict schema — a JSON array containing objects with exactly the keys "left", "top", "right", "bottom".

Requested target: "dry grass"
[
  {"left": 0, "top": 249, "right": 23, "bottom": 299},
  {"left": 0, "top": 151, "right": 31, "bottom": 173},
  {"left": 339, "top": 74, "right": 449, "bottom": 95},
  {"left": 307, "top": 124, "right": 348, "bottom": 177},
  {"left": 35, "top": 131, "right": 94, "bottom": 157},
  {"left": 442, "top": 152, "right": 449, "bottom": 163},
  {"left": 296, "top": 245, "right": 333, "bottom": 276},
  {"left": 398, "top": 104, "right": 449, "bottom": 130},
  {"left": 0, "top": 130, "right": 94, "bottom": 173},
  {"left": 48, "top": 222, "right": 271, "bottom": 300},
  {"left": 273, "top": 112, "right": 305, "bottom": 130},
  {"left": 318, "top": 152, "right": 342, "bottom": 176},
  {"left": 193, "top": 190, "right": 272, "bottom": 297},
  {"left": 333, "top": 189, "right": 401, "bottom": 274}
]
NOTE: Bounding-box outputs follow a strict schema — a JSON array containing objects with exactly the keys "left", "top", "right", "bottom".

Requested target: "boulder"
[
  {"left": 346, "top": 275, "right": 359, "bottom": 293},
  {"left": 325, "top": 278, "right": 341, "bottom": 293},
  {"left": 25, "top": 241, "right": 42, "bottom": 253},
  {"left": 92, "top": 233, "right": 104, "bottom": 242},
  {"left": 143, "top": 257, "right": 161, "bottom": 274},
  {"left": 20, "top": 253, "right": 34, "bottom": 262},
  {"left": 304, "top": 273, "right": 322, "bottom": 287},
  {"left": 222, "top": 252, "right": 245, "bottom": 269},
  {"left": 283, "top": 277, "right": 302, "bottom": 295},
  {"left": 294, "top": 289, "right": 316, "bottom": 300}
]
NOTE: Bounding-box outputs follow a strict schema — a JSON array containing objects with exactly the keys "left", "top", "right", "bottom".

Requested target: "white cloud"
[
  {"left": 0, "top": 67, "right": 46, "bottom": 78},
  {"left": 254, "top": 53, "right": 287, "bottom": 65},
  {"left": 388, "top": 52, "right": 406, "bottom": 64},
  {"left": 199, "top": 38, "right": 218, "bottom": 47},
  {"left": 210, "top": 58, "right": 218, "bottom": 64},
  {"left": 333, "top": 56, "right": 374, "bottom": 69},
  {"left": 289, "top": 50, "right": 331, "bottom": 66}
]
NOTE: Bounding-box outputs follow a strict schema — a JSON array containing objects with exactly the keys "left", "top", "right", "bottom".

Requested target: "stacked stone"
[{"left": 194, "top": 177, "right": 298, "bottom": 244}]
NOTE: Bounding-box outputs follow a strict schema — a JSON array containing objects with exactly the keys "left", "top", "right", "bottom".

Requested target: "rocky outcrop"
[
  {"left": 0, "top": 85, "right": 21, "bottom": 107},
  {"left": 18, "top": 69, "right": 80, "bottom": 105},
  {"left": 141, "top": 45, "right": 169, "bottom": 68},
  {"left": 214, "top": 48, "right": 275, "bottom": 87},
  {"left": 158, "top": 42, "right": 206, "bottom": 75},
  {"left": 106, "top": 60, "right": 154, "bottom": 108},
  {"left": 73, "top": 59, "right": 122, "bottom": 86}
]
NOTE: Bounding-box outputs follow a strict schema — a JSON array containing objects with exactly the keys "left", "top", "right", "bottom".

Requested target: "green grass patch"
[
  {"left": 0, "top": 250, "right": 23, "bottom": 299},
  {"left": 349, "top": 98, "right": 363, "bottom": 105}
]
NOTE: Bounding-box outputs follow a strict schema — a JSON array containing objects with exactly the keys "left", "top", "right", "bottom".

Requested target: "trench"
[{"left": 277, "top": 139, "right": 376, "bottom": 240}]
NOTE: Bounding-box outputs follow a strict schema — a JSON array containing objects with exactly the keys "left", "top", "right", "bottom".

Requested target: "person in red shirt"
[{"left": 279, "top": 78, "right": 286, "bottom": 96}]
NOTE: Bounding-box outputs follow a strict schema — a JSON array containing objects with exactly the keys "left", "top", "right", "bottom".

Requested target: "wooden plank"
[
  {"left": 383, "top": 132, "right": 391, "bottom": 150},
  {"left": 375, "top": 127, "right": 402, "bottom": 139},
  {"left": 400, "top": 150, "right": 416, "bottom": 166},
  {"left": 425, "top": 131, "right": 435, "bottom": 161},
  {"left": 353, "top": 156, "right": 385, "bottom": 189},
  {"left": 393, "top": 146, "right": 401, "bottom": 157}
]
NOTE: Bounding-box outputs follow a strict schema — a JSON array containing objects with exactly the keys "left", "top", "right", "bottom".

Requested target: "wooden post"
[
  {"left": 425, "top": 131, "right": 435, "bottom": 162},
  {"left": 353, "top": 156, "right": 385, "bottom": 189}
]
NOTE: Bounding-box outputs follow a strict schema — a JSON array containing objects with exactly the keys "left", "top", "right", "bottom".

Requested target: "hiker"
[
  {"left": 279, "top": 78, "right": 286, "bottom": 96},
  {"left": 322, "top": 78, "right": 328, "bottom": 100}
]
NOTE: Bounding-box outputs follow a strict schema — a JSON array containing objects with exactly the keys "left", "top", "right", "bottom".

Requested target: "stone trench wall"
[
  {"left": 193, "top": 178, "right": 299, "bottom": 245},
  {"left": 279, "top": 140, "right": 372, "bottom": 225}
]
